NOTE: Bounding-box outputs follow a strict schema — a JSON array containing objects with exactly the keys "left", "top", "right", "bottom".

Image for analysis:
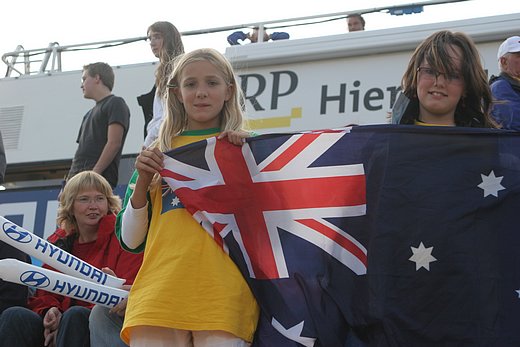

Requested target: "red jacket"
[{"left": 28, "top": 214, "right": 143, "bottom": 316}]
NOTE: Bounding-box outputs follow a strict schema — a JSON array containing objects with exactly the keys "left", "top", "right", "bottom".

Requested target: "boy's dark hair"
[{"left": 83, "top": 62, "right": 115, "bottom": 91}]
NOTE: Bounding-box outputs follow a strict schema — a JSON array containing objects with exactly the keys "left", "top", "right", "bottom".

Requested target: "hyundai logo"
[
  {"left": 20, "top": 271, "right": 50, "bottom": 288},
  {"left": 2, "top": 222, "right": 32, "bottom": 243}
]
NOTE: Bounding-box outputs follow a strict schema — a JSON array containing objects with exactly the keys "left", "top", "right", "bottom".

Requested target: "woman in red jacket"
[{"left": 0, "top": 171, "right": 143, "bottom": 347}]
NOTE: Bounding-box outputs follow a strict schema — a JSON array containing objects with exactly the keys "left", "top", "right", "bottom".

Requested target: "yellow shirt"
[
  {"left": 121, "top": 128, "right": 259, "bottom": 343},
  {"left": 414, "top": 119, "right": 454, "bottom": 126}
]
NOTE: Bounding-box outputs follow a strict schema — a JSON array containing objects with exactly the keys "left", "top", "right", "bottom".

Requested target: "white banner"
[
  {"left": 0, "top": 216, "right": 125, "bottom": 288},
  {"left": 0, "top": 258, "right": 128, "bottom": 308}
]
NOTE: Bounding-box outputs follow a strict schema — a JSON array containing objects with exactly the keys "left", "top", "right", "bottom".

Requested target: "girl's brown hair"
[
  {"left": 400, "top": 30, "right": 497, "bottom": 128},
  {"left": 147, "top": 21, "right": 185, "bottom": 99}
]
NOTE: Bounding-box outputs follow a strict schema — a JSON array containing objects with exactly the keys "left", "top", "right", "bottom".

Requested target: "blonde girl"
[{"left": 117, "top": 48, "right": 259, "bottom": 347}]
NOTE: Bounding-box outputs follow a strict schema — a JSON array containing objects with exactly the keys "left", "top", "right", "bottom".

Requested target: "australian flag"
[{"left": 160, "top": 125, "right": 520, "bottom": 347}]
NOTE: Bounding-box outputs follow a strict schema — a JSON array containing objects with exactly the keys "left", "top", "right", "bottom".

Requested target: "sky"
[{"left": 0, "top": 0, "right": 518, "bottom": 77}]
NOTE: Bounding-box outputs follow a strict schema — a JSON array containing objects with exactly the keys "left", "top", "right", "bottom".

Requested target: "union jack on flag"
[{"left": 160, "top": 128, "right": 369, "bottom": 346}]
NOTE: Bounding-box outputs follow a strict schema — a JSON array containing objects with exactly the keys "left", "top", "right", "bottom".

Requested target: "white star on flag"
[
  {"left": 516, "top": 289, "right": 520, "bottom": 298},
  {"left": 409, "top": 242, "right": 437, "bottom": 271},
  {"left": 272, "top": 318, "right": 316, "bottom": 347},
  {"left": 478, "top": 170, "right": 505, "bottom": 197},
  {"left": 171, "top": 196, "right": 180, "bottom": 207}
]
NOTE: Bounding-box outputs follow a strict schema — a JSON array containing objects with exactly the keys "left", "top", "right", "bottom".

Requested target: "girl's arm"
[
  {"left": 143, "top": 95, "right": 165, "bottom": 148},
  {"left": 120, "top": 202, "right": 149, "bottom": 250},
  {"left": 118, "top": 147, "right": 164, "bottom": 250}
]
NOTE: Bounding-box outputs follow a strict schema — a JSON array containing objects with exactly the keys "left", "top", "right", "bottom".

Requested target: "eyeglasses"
[
  {"left": 75, "top": 195, "right": 107, "bottom": 205},
  {"left": 417, "top": 67, "right": 464, "bottom": 85}
]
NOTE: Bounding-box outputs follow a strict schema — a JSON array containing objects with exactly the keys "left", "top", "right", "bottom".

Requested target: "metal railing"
[{"left": 1, "top": 0, "right": 468, "bottom": 77}]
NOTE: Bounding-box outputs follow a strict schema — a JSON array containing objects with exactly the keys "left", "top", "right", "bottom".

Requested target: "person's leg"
[
  {"left": 193, "top": 330, "right": 250, "bottom": 347},
  {"left": 89, "top": 304, "right": 128, "bottom": 347},
  {"left": 56, "top": 306, "right": 90, "bottom": 347},
  {"left": 0, "top": 306, "right": 44, "bottom": 347},
  {"left": 130, "top": 326, "right": 192, "bottom": 347}
]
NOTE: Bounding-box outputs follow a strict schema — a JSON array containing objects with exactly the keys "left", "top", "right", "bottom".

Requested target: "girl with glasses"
[
  {"left": 0, "top": 171, "right": 143, "bottom": 347},
  {"left": 397, "top": 30, "right": 497, "bottom": 127}
]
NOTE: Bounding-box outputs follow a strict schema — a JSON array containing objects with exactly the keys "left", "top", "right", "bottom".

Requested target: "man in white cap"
[{"left": 489, "top": 36, "right": 520, "bottom": 130}]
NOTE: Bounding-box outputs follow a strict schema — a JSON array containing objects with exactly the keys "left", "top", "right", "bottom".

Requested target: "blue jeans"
[
  {"left": 0, "top": 305, "right": 90, "bottom": 347},
  {"left": 89, "top": 304, "right": 128, "bottom": 346},
  {"left": 58, "top": 306, "right": 91, "bottom": 347},
  {"left": 0, "top": 306, "right": 44, "bottom": 347}
]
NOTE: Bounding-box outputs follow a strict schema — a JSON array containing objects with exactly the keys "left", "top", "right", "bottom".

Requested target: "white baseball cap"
[{"left": 497, "top": 36, "right": 520, "bottom": 59}]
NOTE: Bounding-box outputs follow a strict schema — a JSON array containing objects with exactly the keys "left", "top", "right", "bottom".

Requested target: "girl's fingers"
[
  {"left": 217, "top": 131, "right": 228, "bottom": 139},
  {"left": 218, "top": 130, "right": 249, "bottom": 145},
  {"left": 136, "top": 149, "right": 164, "bottom": 173},
  {"left": 101, "top": 267, "right": 116, "bottom": 276}
]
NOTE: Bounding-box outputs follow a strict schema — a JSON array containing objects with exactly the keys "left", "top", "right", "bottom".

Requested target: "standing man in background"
[
  {"left": 347, "top": 13, "right": 365, "bottom": 32},
  {"left": 67, "top": 62, "right": 130, "bottom": 189},
  {"left": 490, "top": 36, "right": 520, "bottom": 130}
]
